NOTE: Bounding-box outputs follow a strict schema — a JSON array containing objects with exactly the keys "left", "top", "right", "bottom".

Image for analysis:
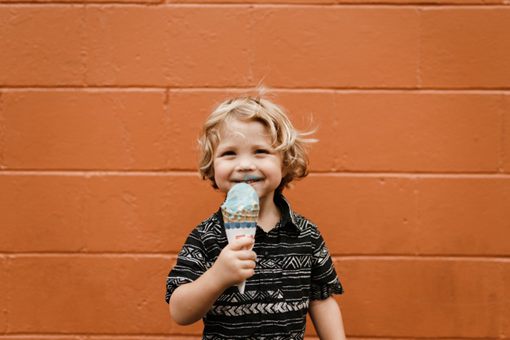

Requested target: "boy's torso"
[
  {"left": 166, "top": 193, "right": 342, "bottom": 339},
  {"left": 197, "top": 209, "right": 315, "bottom": 339}
]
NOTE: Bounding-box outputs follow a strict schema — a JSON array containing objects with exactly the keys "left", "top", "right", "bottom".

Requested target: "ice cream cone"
[{"left": 221, "top": 183, "right": 259, "bottom": 293}]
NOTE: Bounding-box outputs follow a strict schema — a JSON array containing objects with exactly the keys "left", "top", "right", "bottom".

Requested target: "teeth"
[
  {"left": 240, "top": 179, "right": 260, "bottom": 183},
  {"left": 233, "top": 178, "right": 261, "bottom": 184}
]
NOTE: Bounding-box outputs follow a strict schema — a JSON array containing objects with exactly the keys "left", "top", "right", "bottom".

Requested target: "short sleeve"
[
  {"left": 310, "top": 227, "right": 344, "bottom": 301},
  {"left": 165, "top": 228, "right": 208, "bottom": 303}
]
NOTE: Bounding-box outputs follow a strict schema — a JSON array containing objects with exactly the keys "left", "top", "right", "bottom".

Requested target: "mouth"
[{"left": 233, "top": 176, "right": 263, "bottom": 184}]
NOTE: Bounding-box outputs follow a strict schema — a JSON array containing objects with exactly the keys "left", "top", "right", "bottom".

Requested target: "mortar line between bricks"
[
  {"left": 166, "top": 87, "right": 510, "bottom": 94},
  {"left": 0, "top": 2, "right": 509, "bottom": 7},
  {"left": 1, "top": 86, "right": 510, "bottom": 93},
  {"left": 1, "top": 252, "right": 175, "bottom": 258},
  {"left": 1, "top": 253, "right": 509, "bottom": 261},
  {"left": 0, "top": 337, "right": 502, "bottom": 340},
  {"left": 0, "top": 334, "right": 197, "bottom": 338},
  {"left": 332, "top": 255, "right": 510, "bottom": 261},
  {"left": 0, "top": 338, "right": 503, "bottom": 340},
  {"left": 344, "top": 337, "right": 505, "bottom": 340},
  {"left": 1, "top": 170, "right": 510, "bottom": 178},
  {"left": 310, "top": 172, "right": 510, "bottom": 178}
]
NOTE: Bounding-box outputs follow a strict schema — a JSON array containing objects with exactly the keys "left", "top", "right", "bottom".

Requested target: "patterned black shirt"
[{"left": 165, "top": 193, "right": 343, "bottom": 340}]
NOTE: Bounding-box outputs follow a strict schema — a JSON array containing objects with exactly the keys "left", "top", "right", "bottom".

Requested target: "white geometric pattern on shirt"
[
  {"left": 179, "top": 245, "right": 205, "bottom": 261},
  {"left": 280, "top": 255, "right": 312, "bottom": 269},
  {"left": 210, "top": 300, "right": 309, "bottom": 316},
  {"left": 204, "top": 333, "right": 304, "bottom": 340},
  {"left": 216, "top": 289, "right": 284, "bottom": 303},
  {"left": 313, "top": 244, "right": 329, "bottom": 266}
]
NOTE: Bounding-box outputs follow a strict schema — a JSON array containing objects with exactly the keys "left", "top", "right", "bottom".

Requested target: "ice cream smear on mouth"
[
  {"left": 234, "top": 175, "right": 263, "bottom": 184},
  {"left": 221, "top": 182, "right": 259, "bottom": 293}
]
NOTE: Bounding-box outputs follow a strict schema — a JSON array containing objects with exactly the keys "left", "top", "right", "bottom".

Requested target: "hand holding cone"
[{"left": 221, "top": 183, "right": 259, "bottom": 293}]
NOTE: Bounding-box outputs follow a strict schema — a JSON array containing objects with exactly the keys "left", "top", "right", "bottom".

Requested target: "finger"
[
  {"left": 240, "top": 259, "right": 256, "bottom": 269},
  {"left": 240, "top": 268, "right": 255, "bottom": 279},
  {"left": 237, "top": 250, "right": 257, "bottom": 261},
  {"left": 229, "top": 236, "right": 255, "bottom": 250}
]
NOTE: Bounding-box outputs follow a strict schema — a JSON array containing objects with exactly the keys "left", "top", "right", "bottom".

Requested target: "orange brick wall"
[{"left": 1, "top": 0, "right": 509, "bottom": 339}]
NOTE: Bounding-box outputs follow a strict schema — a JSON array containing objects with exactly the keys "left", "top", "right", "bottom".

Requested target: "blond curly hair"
[{"left": 198, "top": 96, "right": 316, "bottom": 191}]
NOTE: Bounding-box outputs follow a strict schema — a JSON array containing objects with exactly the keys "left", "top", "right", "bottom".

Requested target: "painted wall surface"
[{"left": 1, "top": 0, "right": 509, "bottom": 339}]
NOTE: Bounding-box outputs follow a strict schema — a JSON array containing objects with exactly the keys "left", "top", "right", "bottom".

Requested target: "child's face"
[{"left": 213, "top": 118, "right": 283, "bottom": 206}]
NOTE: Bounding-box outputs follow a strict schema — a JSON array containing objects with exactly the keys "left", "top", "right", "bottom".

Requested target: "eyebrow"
[{"left": 215, "top": 143, "right": 237, "bottom": 150}]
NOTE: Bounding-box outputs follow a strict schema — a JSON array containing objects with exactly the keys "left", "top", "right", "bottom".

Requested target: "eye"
[
  {"left": 219, "top": 150, "right": 236, "bottom": 157},
  {"left": 255, "top": 149, "right": 270, "bottom": 154}
]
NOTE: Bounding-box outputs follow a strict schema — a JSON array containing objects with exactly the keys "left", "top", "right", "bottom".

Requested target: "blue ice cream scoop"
[{"left": 221, "top": 182, "right": 259, "bottom": 218}]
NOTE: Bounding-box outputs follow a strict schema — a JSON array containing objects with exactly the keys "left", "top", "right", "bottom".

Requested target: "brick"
[
  {"left": 164, "top": 7, "right": 253, "bottom": 87},
  {"left": 6, "top": 255, "right": 204, "bottom": 334},
  {"left": 0, "top": 0, "right": 160, "bottom": 3},
  {"left": 0, "top": 174, "right": 221, "bottom": 253},
  {"left": 287, "top": 175, "right": 417, "bottom": 256},
  {"left": 0, "top": 6, "right": 86, "bottom": 86},
  {"left": 4, "top": 173, "right": 507, "bottom": 256},
  {"left": 166, "top": 89, "right": 236, "bottom": 169},
  {"left": 0, "top": 337, "right": 80, "bottom": 340},
  {"left": 166, "top": 90, "right": 503, "bottom": 173},
  {"left": 503, "top": 95, "right": 510, "bottom": 173},
  {"left": 2, "top": 89, "right": 502, "bottom": 172},
  {"left": 415, "top": 177, "right": 510, "bottom": 256},
  {"left": 5, "top": 256, "right": 509, "bottom": 337},
  {"left": 0, "top": 90, "right": 169, "bottom": 170},
  {"left": 277, "top": 91, "right": 502, "bottom": 173},
  {"left": 251, "top": 7, "right": 419, "bottom": 88},
  {"left": 0, "top": 6, "right": 255, "bottom": 87},
  {"left": 85, "top": 6, "right": 253, "bottom": 87},
  {"left": 85, "top": 6, "right": 420, "bottom": 88},
  {"left": 84, "top": 6, "right": 168, "bottom": 86},
  {"left": 169, "top": 0, "right": 335, "bottom": 3},
  {"left": 420, "top": 8, "right": 510, "bottom": 88},
  {"left": 86, "top": 338, "right": 202, "bottom": 340},
  {"left": 82, "top": 337, "right": 203, "bottom": 340},
  {"left": 169, "top": 0, "right": 503, "bottom": 3},
  {"left": 0, "top": 257, "right": 6, "bottom": 332},
  {"left": 336, "top": 258, "right": 508, "bottom": 337},
  {"left": 286, "top": 175, "right": 510, "bottom": 256},
  {"left": 0, "top": 337, "right": 201, "bottom": 340},
  {"left": 503, "top": 265, "right": 510, "bottom": 337},
  {"left": 0, "top": 336, "right": 319, "bottom": 340},
  {"left": 349, "top": 0, "right": 505, "bottom": 2}
]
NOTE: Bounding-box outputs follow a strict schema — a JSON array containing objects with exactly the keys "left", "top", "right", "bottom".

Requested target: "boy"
[{"left": 166, "top": 96, "right": 345, "bottom": 339}]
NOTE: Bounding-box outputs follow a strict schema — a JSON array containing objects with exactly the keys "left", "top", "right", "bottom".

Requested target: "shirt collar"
[{"left": 274, "top": 191, "right": 301, "bottom": 232}]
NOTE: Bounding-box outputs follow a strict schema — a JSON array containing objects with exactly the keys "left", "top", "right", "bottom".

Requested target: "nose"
[{"left": 236, "top": 155, "right": 256, "bottom": 171}]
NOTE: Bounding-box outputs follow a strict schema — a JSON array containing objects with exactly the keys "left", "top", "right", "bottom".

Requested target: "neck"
[{"left": 257, "top": 192, "right": 281, "bottom": 232}]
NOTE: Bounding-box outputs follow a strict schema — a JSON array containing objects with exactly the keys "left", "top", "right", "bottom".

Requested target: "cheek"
[
  {"left": 212, "top": 162, "right": 221, "bottom": 178},
  {"left": 213, "top": 160, "right": 229, "bottom": 178},
  {"left": 274, "top": 156, "right": 285, "bottom": 174},
  {"left": 264, "top": 159, "right": 284, "bottom": 178}
]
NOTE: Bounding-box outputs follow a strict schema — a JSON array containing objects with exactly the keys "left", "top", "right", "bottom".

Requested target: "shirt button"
[{"left": 264, "top": 251, "right": 269, "bottom": 256}]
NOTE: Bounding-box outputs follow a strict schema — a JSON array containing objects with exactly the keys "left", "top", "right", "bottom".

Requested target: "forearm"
[
  {"left": 169, "top": 267, "right": 225, "bottom": 325},
  {"left": 169, "top": 237, "right": 256, "bottom": 325},
  {"left": 309, "top": 297, "right": 346, "bottom": 340}
]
